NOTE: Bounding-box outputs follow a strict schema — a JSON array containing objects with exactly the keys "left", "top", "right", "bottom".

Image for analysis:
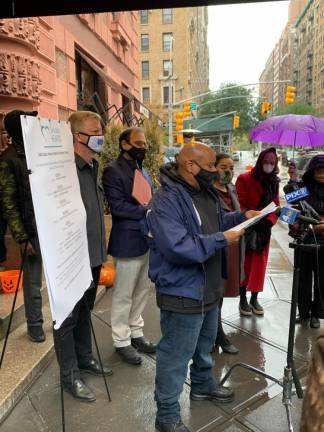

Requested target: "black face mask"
[
  {"left": 194, "top": 161, "right": 219, "bottom": 188},
  {"left": 125, "top": 143, "right": 146, "bottom": 163}
]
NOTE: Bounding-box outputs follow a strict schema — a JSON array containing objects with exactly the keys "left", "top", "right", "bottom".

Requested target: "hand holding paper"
[{"left": 231, "top": 202, "right": 278, "bottom": 232}]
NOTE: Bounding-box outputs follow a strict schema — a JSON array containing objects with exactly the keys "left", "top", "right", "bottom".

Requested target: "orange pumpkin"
[
  {"left": 99, "top": 265, "right": 115, "bottom": 287},
  {"left": 0, "top": 270, "right": 23, "bottom": 294}
]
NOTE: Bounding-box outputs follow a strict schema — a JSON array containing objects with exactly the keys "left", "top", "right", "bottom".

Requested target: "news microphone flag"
[
  {"left": 279, "top": 207, "right": 300, "bottom": 224},
  {"left": 285, "top": 186, "right": 310, "bottom": 204}
]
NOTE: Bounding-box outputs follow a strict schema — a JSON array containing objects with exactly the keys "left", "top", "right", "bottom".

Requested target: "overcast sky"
[{"left": 208, "top": 1, "right": 289, "bottom": 90}]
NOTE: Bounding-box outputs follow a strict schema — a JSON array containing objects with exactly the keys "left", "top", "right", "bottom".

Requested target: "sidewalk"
[{"left": 0, "top": 225, "right": 319, "bottom": 432}]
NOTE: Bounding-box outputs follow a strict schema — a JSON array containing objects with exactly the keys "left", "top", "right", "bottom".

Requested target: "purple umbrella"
[{"left": 249, "top": 114, "right": 324, "bottom": 147}]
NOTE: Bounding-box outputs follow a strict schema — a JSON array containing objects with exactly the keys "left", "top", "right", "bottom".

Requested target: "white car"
[{"left": 231, "top": 152, "right": 240, "bottom": 161}]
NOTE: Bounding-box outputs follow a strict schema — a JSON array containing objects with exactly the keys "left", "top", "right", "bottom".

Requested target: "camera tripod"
[{"left": 220, "top": 236, "right": 311, "bottom": 432}]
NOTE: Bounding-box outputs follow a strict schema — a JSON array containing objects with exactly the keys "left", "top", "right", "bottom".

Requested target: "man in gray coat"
[{"left": 53, "top": 111, "right": 112, "bottom": 403}]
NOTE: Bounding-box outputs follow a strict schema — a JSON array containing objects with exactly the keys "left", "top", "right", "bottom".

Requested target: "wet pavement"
[
  {"left": 0, "top": 152, "right": 318, "bottom": 432},
  {"left": 1, "top": 226, "right": 321, "bottom": 432}
]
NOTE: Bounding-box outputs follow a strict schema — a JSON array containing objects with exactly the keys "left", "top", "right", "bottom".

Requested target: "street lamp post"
[{"left": 168, "top": 36, "right": 174, "bottom": 147}]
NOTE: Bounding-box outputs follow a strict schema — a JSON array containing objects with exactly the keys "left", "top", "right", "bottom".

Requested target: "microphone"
[
  {"left": 283, "top": 183, "right": 310, "bottom": 204},
  {"left": 277, "top": 207, "right": 324, "bottom": 226},
  {"left": 283, "top": 183, "right": 321, "bottom": 221}
]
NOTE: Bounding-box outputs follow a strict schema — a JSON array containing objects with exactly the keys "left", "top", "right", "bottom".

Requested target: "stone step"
[{"left": 0, "top": 285, "right": 107, "bottom": 424}]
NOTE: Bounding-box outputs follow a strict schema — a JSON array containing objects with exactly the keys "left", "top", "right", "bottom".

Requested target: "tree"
[
  {"left": 198, "top": 83, "right": 260, "bottom": 133},
  {"left": 273, "top": 102, "right": 320, "bottom": 116},
  {"left": 99, "top": 119, "right": 164, "bottom": 190}
]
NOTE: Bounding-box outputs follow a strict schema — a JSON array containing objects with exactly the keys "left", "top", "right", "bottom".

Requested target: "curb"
[{"left": 0, "top": 285, "right": 108, "bottom": 424}]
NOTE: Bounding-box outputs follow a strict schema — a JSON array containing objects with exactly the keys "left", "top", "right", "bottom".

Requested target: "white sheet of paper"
[
  {"left": 231, "top": 202, "right": 278, "bottom": 232},
  {"left": 21, "top": 116, "right": 92, "bottom": 329}
]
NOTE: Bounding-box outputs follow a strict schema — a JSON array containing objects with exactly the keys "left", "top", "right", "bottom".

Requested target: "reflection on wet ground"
[{"left": 1, "top": 228, "right": 320, "bottom": 432}]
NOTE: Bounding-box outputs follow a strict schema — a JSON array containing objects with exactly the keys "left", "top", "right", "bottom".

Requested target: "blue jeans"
[{"left": 155, "top": 306, "right": 219, "bottom": 424}]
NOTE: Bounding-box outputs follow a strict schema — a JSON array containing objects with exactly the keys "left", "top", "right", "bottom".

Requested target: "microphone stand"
[{"left": 219, "top": 222, "right": 322, "bottom": 432}]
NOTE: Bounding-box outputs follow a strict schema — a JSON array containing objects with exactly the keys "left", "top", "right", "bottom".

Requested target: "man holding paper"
[
  {"left": 144, "top": 143, "right": 259, "bottom": 432},
  {"left": 102, "top": 127, "right": 156, "bottom": 366}
]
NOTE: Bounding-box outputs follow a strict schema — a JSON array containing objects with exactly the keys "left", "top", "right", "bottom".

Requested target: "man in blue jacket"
[
  {"left": 102, "top": 127, "right": 156, "bottom": 365},
  {"left": 146, "top": 143, "right": 259, "bottom": 432}
]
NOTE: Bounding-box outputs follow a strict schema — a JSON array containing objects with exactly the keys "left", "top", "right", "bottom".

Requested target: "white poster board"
[{"left": 21, "top": 116, "right": 93, "bottom": 329}]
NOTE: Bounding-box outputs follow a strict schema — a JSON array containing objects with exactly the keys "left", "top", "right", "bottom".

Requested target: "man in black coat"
[{"left": 102, "top": 127, "right": 156, "bottom": 365}]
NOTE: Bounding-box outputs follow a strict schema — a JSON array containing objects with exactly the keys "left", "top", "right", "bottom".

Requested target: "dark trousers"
[
  {"left": 0, "top": 217, "right": 7, "bottom": 263},
  {"left": 53, "top": 265, "right": 101, "bottom": 385},
  {"left": 23, "top": 236, "right": 43, "bottom": 327},
  {"left": 215, "top": 298, "right": 229, "bottom": 346},
  {"left": 155, "top": 306, "right": 219, "bottom": 424},
  {"left": 298, "top": 248, "right": 324, "bottom": 319}
]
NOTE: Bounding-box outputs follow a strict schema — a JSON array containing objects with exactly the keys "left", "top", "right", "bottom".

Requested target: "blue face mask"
[
  {"left": 79, "top": 132, "right": 104, "bottom": 153},
  {"left": 87, "top": 135, "right": 104, "bottom": 153}
]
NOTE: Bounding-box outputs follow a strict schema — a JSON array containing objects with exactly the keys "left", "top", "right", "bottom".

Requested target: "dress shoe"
[
  {"left": 116, "top": 345, "right": 142, "bottom": 365},
  {"left": 250, "top": 298, "right": 264, "bottom": 316},
  {"left": 63, "top": 378, "right": 96, "bottom": 402},
  {"left": 27, "top": 326, "right": 46, "bottom": 343},
  {"left": 295, "top": 316, "right": 309, "bottom": 325},
  {"left": 239, "top": 297, "right": 252, "bottom": 316},
  {"left": 155, "top": 418, "right": 190, "bottom": 432},
  {"left": 131, "top": 336, "right": 157, "bottom": 354},
  {"left": 310, "top": 316, "right": 320, "bottom": 329},
  {"left": 79, "top": 358, "right": 113, "bottom": 376},
  {"left": 221, "top": 342, "right": 239, "bottom": 355},
  {"left": 190, "top": 385, "right": 234, "bottom": 403}
]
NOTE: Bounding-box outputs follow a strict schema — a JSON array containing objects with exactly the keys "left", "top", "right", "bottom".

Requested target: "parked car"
[
  {"left": 163, "top": 146, "right": 181, "bottom": 164},
  {"left": 231, "top": 151, "right": 240, "bottom": 161},
  {"left": 296, "top": 152, "right": 323, "bottom": 178}
]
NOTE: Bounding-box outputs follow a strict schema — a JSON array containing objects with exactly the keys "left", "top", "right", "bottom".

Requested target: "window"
[
  {"left": 75, "top": 51, "right": 106, "bottom": 111},
  {"left": 140, "top": 10, "right": 149, "bottom": 24},
  {"left": 162, "top": 9, "right": 173, "bottom": 24},
  {"left": 163, "top": 60, "right": 173, "bottom": 77},
  {"left": 163, "top": 86, "right": 174, "bottom": 105},
  {"left": 141, "top": 34, "right": 149, "bottom": 52},
  {"left": 162, "top": 33, "right": 173, "bottom": 52},
  {"left": 141, "top": 61, "right": 149, "bottom": 79},
  {"left": 142, "top": 87, "right": 150, "bottom": 102}
]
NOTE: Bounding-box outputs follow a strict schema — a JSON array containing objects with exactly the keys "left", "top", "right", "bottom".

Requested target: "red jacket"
[{"left": 235, "top": 171, "right": 279, "bottom": 225}]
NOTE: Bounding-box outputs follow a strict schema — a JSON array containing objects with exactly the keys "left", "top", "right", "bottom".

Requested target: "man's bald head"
[
  {"left": 176, "top": 142, "right": 217, "bottom": 189},
  {"left": 177, "top": 142, "right": 216, "bottom": 167}
]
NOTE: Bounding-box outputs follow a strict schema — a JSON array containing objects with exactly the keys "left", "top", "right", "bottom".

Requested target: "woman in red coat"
[{"left": 235, "top": 147, "right": 280, "bottom": 316}]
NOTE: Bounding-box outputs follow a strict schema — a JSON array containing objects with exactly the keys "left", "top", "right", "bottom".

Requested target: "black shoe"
[
  {"left": 63, "top": 378, "right": 96, "bottom": 403},
  {"left": 155, "top": 419, "right": 190, "bottom": 432},
  {"left": 295, "top": 316, "right": 309, "bottom": 325},
  {"left": 190, "top": 385, "right": 234, "bottom": 403},
  {"left": 27, "top": 326, "right": 46, "bottom": 343},
  {"left": 131, "top": 336, "right": 157, "bottom": 354},
  {"left": 79, "top": 358, "right": 113, "bottom": 376},
  {"left": 221, "top": 342, "right": 239, "bottom": 355},
  {"left": 310, "top": 316, "right": 320, "bottom": 329},
  {"left": 116, "top": 345, "right": 142, "bottom": 365},
  {"left": 239, "top": 297, "right": 252, "bottom": 316},
  {"left": 250, "top": 298, "right": 264, "bottom": 316}
]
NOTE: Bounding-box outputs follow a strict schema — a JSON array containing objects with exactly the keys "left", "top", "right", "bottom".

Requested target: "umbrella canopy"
[{"left": 250, "top": 114, "right": 324, "bottom": 147}]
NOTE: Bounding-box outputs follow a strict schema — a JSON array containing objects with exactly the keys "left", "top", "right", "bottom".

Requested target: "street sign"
[{"left": 190, "top": 102, "right": 197, "bottom": 110}]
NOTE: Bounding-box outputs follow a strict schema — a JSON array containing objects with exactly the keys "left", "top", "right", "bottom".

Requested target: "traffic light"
[
  {"left": 261, "top": 102, "right": 272, "bottom": 116},
  {"left": 183, "top": 100, "right": 191, "bottom": 118},
  {"left": 175, "top": 111, "right": 184, "bottom": 144},
  {"left": 285, "top": 86, "right": 296, "bottom": 104},
  {"left": 175, "top": 111, "right": 183, "bottom": 132},
  {"left": 176, "top": 134, "right": 184, "bottom": 144},
  {"left": 233, "top": 114, "right": 240, "bottom": 129}
]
